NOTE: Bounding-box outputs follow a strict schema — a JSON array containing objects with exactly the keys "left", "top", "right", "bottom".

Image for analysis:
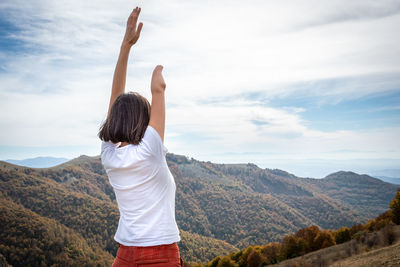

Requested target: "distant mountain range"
[
  {"left": 0, "top": 153, "right": 399, "bottom": 265},
  {"left": 373, "top": 176, "right": 400, "bottom": 185},
  {"left": 5, "top": 156, "right": 69, "bottom": 168},
  {"left": 4, "top": 157, "right": 399, "bottom": 185}
]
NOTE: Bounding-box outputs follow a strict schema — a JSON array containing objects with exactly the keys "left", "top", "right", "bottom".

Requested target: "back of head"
[{"left": 98, "top": 92, "right": 151, "bottom": 145}]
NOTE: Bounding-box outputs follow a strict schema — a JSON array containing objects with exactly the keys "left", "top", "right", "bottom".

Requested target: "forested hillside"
[
  {"left": 169, "top": 154, "right": 397, "bottom": 247},
  {"left": 200, "top": 189, "right": 400, "bottom": 267},
  {"left": 0, "top": 153, "right": 398, "bottom": 265}
]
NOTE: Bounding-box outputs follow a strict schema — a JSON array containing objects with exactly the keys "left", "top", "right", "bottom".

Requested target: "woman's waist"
[
  {"left": 118, "top": 241, "right": 178, "bottom": 249},
  {"left": 114, "top": 228, "right": 181, "bottom": 247}
]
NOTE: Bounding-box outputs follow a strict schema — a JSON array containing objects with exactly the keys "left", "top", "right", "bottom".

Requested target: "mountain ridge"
[
  {"left": 2, "top": 154, "right": 395, "bottom": 183},
  {"left": 1, "top": 153, "right": 399, "bottom": 263},
  {"left": 5, "top": 156, "right": 70, "bottom": 168}
]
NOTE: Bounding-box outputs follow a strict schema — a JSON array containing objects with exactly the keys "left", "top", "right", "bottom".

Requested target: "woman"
[{"left": 98, "top": 7, "right": 182, "bottom": 267}]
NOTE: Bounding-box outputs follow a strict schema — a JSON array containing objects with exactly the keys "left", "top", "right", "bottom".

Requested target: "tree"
[
  {"left": 349, "top": 224, "right": 363, "bottom": 239},
  {"left": 390, "top": 189, "right": 400, "bottom": 225},
  {"left": 280, "top": 235, "right": 301, "bottom": 259},
  {"left": 261, "top": 242, "right": 280, "bottom": 264},
  {"left": 247, "top": 250, "right": 264, "bottom": 267},
  {"left": 207, "top": 256, "right": 221, "bottom": 267},
  {"left": 235, "top": 246, "right": 254, "bottom": 267},
  {"left": 295, "top": 225, "right": 320, "bottom": 252},
  {"left": 217, "top": 256, "right": 238, "bottom": 267},
  {"left": 334, "top": 227, "right": 351, "bottom": 244},
  {"left": 313, "top": 230, "right": 335, "bottom": 250}
]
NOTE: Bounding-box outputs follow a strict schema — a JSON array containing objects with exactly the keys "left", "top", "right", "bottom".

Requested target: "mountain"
[
  {"left": 374, "top": 176, "right": 400, "bottom": 185},
  {"left": 5, "top": 156, "right": 69, "bottom": 168},
  {"left": 0, "top": 153, "right": 399, "bottom": 265},
  {"left": 0, "top": 196, "right": 114, "bottom": 266},
  {"left": 370, "top": 169, "right": 400, "bottom": 179},
  {"left": 170, "top": 158, "right": 397, "bottom": 247},
  {"left": 297, "top": 171, "right": 399, "bottom": 219},
  {"left": 0, "top": 157, "right": 237, "bottom": 265}
]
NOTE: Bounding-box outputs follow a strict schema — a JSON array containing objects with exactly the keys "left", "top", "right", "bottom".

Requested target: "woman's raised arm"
[
  {"left": 149, "top": 65, "right": 166, "bottom": 143},
  {"left": 107, "top": 7, "right": 143, "bottom": 117}
]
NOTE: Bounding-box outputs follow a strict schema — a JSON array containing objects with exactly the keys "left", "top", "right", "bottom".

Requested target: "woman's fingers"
[
  {"left": 128, "top": 7, "right": 139, "bottom": 22},
  {"left": 123, "top": 7, "right": 143, "bottom": 46},
  {"left": 128, "top": 7, "right": 139, "bottom": 27},
  {"left": 154, "top": 65, "right": 164, "bottom": 73},
  {"left": 137, "top": 22, "right": 143, "bottom": 36},
  {"left": 151, "top": 65, "right": 166, "bottom": 93},
  {"left": 131, "top": 7, "right": 140, "bottom": 20}
]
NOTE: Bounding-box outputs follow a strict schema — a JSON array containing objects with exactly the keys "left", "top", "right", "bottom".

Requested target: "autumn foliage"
[{"left": 201, "top": 190, "right": 400, "bottom": 267}]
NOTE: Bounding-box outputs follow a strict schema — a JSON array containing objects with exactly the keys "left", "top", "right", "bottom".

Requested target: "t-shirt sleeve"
[
  {"left": 101, "top": 140, "right": 115, "bottom": 155},
  {"left": 139, "top": 125, "right": 168, "bottom": 159}
]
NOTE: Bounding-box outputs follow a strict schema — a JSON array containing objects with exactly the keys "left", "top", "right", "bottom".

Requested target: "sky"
[{"left": 0, "top": 0, "right": 400, "bottom": 178}]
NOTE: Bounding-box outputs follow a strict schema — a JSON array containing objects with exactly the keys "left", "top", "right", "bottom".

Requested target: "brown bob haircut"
[{"left": 98, "top": 92, "right": 151, "bottom": 145}]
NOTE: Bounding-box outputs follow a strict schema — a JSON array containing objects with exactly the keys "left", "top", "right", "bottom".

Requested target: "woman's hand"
[
  {"left": 122, "top": 7, "right": 143, "bottom": 47},
  {"left": 151, "top": 65, "right": 166, "bottom": 94}
]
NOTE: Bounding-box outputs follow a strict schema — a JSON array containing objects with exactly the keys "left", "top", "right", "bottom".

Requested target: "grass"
[{"left": 272, "top": 224, "right": 400, "bottom": 267}]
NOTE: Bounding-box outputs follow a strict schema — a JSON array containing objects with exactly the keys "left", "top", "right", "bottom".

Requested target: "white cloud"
[
  {"left": 0, "top": 0, "right": 399, "bottom": 176},
  {"left": 164, "top": 100, "right": 400, "bottom": 161}
]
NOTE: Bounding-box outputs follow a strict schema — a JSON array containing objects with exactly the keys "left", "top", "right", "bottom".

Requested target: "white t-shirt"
[{"left": 100, "top": 125, "right": 180, "bottom": 246}]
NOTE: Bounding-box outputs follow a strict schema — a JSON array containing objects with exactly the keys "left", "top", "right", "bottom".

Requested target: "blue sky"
[{"left": 0, "top": 0, "right": 400, "bottom": 178}]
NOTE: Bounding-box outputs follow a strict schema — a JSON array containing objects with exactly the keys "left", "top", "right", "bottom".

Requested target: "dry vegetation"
[
  {"left": 330, "top": 241, "right": 400, "bottom": 267},
  {"left": 272, "top": 224, "right": 400, "bottom": 267}
]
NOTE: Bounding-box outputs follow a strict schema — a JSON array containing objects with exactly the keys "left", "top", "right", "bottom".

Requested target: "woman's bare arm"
[
  {"left": 149, "top": 65, "right": 166, "bottom": 143},
  {"left": 107, "top": 7, "right": 143, "bottom": 117}
]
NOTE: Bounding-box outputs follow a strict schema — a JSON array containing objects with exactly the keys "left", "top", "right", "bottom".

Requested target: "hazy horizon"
[
  {"left": 3, "top": 154, "right": 400, "bottom": 179},
  {"left": 1, "top": 0, "right": 399, "bottom": 178}
]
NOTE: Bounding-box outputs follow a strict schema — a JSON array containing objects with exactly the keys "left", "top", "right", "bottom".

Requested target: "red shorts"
[{"left": 112, "top": 242, "right": 183, "bottom": 267}]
